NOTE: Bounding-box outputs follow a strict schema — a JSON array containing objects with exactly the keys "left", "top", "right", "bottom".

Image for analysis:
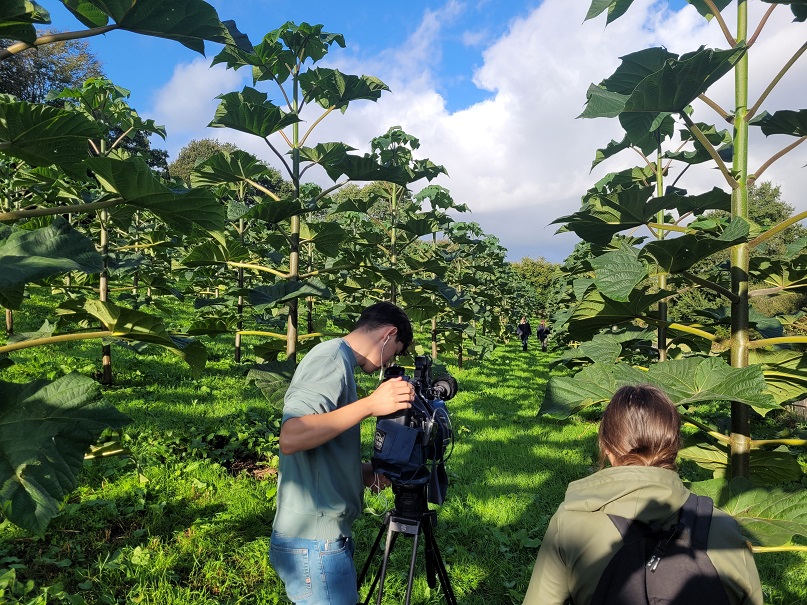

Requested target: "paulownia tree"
[
  {"left": 0, "top": 0, "right": 248, "bottom": 534},
  {"left": 543, "top": 0, "right": 807, "bottom": 551}
]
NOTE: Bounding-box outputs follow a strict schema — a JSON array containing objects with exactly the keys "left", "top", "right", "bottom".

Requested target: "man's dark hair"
[{"left": 355, "top": 301, "right": 413, "bottom": 353}]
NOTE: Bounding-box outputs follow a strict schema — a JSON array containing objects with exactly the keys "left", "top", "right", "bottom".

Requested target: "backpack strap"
[{"left": 678, "top": 492, "right": 713, "bottom": 550}]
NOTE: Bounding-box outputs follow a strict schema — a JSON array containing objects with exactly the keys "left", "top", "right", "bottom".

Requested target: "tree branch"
[
  {"left": 750, "top": 336, "right": 807, "bottom": 348},
  {"left": 0, "top": 331, "right": 113, "bottom": 354},
  {"left": 748, "top": 3, "right": 778, "bottom": 47},
  {"left": 748, "top": 208, "right": 807, "bottom": 249},
  {"left": 0, "top": 26, "right": 118, "bottom": 60},
  {"left": 0, "top": 198, "right": 121, "bottom": 221},
  {"left": 750, "top": 137, "right": 807, "bottom": 186},
  {"left": 747, "top": 41, "right": 807, "bottom": 120},
  {"left": 698, "top": 93, "right": 731, "bottom": 122},
  {"left": 226, "top": 261, "right": 288, "bottom": 278},
  {"left": 704, "top": 0, "right": 736, "bottom": 46},
  {"left": 682, "top": 271, "right": 740, "bottom": 303},
  {"left": 681, "top": 112, "right": 738, "bottom": 188}
]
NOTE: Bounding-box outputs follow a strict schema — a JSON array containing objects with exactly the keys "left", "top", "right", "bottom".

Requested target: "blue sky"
[{"left": 39, "top": 0, "right": 807, "bottom": 263}]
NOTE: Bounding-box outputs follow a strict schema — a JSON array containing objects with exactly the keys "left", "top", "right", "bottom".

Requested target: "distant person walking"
[
  {"left": 536, "top": 320, "right": 550, "bottom": 352},
  {"left": 516, "top": 316, "right": 532, "bottom": 351}
]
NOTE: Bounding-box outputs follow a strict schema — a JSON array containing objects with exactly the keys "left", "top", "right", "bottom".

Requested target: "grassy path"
[{"left": 2, "top": 305, "right": 805, "bottom": 603}]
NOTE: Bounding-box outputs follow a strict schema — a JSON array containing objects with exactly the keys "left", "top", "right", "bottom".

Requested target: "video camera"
[{"left": 371, "top": 356, "right": 456, "bottom": 512}]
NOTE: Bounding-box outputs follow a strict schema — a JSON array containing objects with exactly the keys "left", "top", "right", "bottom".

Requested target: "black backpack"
[{"left": 589, "top": 493, "right": 732, "bottom": 605}]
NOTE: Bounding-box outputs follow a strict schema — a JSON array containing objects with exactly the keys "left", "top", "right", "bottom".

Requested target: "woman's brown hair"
[{"left": 598, "top": 384, "right": 681, "bottom": 470}]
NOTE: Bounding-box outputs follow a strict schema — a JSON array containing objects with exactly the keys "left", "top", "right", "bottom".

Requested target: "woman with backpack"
[{"left": 523, "top": 384, "right": 762, "bottom": 605}]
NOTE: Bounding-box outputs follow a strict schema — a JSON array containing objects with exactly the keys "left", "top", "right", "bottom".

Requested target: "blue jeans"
[{"left": 270, "top": 531, "right": 358, "bottom": 605}]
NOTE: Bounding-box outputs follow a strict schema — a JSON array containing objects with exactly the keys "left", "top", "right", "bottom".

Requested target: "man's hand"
[
  {"left": 279, "top": 377, "right": 414, "bottom": 455},
  {"left": 362, "top": 462, "right": 391, "bottom": 492},
  {"left": 366, "top": 376, "right": 414, "bottom": 417}
]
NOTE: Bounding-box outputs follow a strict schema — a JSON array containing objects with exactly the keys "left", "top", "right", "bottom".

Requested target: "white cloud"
[
  {"left": 149, "top": 0, "right": 807, "bottom": 262},
  {"left": 150, "top": 58, "right": 247, "bottom": 155}
]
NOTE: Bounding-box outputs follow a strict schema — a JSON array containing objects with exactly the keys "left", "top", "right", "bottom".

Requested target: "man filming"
[{"left": 270, "top": 301, "right": 415, "bottom": 605}]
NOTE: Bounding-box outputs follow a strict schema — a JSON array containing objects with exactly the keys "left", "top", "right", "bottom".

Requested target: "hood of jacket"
[{"left": 562, "top": 465, "right": 691, "bottom": 525}]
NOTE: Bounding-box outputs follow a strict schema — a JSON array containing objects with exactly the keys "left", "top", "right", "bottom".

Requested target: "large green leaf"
[
  {"left": 579, "top": 84, "right": 629, "bottom": 119},
  {"left": 641, "top": 217, "right": 749, "bottom": 273},
  {"left": 0, "top": 99, "right": 102, "bottom": 169},
  {"left": 82, "top": 300, "right": 207, "bottom": 375},
  {"left": 181, "top": 239, "right": 250, "bottom": 267},
  {"left": 189, "top": 149, "right": 272, "bottom": 189},
  {"left": 679, "top": 443, "right": 803, "bottom": 485},
  {"left": 686, "top": 0, "right": 733, "bottom": 19},
  {"left": 585, "top": 0, "right": 641, "bottom": 22},
  {"left": 568, "top": 288, "right": 670, "bottom": 340},
  {"left": 602, "top": 47, "right": 677, "bottom": 95},
  {"left": 243, "top": 198, "right": 302, "bottom": 224},
  {"left": 750, "top": 253, "right": 807, "bottom": 295},
  {"left": 553, "top": 185, "right": 655, "bottom": 245},
  {"left": 591, "top": 245, "right": 646, "bottom": 302},
  {"left": 557, "top": 338, "right": 623, "bottom": 366},
  {"left": 86, "top": 157, "right": 225, "bottom": 238},
  {"left": 749, "top": 110, "right": 807, "bottom": 137},
  {"left": 299, "top": 68, "right": 389, "bottom": 111},
  {"left": 591, "top": 137, "right": 631, "bottom": 170},
  {"left": 624, "top": 45, "right": 747, "bottom": 113},
  {"left": 212, "top": 21, "right": 341, "bottom": 83},
  {"left": 540, "top": 362, "right": 647, "bottom": 419},
  {"left": 619, "top": 111, "right": 675, "bottom": 155},
  {"left": 272, "top": 21, "right": 345, "bottom": 64},
  {"left": 209, "top": 87, "right": 301, "bottom": 138},
  {"left": 691, "top": 478, "right": 807, "bottom": 546},
  {"left": 647, "top": 187, "right": 731, "bottom": 216},
  {"left": 186, "top": 317, "right": 233, "bottom": 337},
  {"left": 645, "top": 357, "right": 777, "bottom": 415},
  {"left": 0, "top": 217, "right": 102, "bottom": 310},
  {"left": 0, "top": 373, "right": 130, "bottom": 534},
  {"left": 749, "top": 350, "right": 807, "bottom": 406},
  {"left": 664, "top": 123, "right": 733, "bottom": 165},
  {"left": 761, "top": 0, "right": 807, "bottom": 22},
  {"left": 0, "top": 0, "right": 50, "bottom": 45},
  {"left": 246, "top": 357, "right": 296, "bottom": 408},
  {"left": 542, "top": 356, "right": 777, "bottom": 419},
  {"left": 249, "top": 278, "right": 332, "bottom": 311},
  {"left": 61, "top": 0, "right": 249, "bottom": 54},
  {"left": 554, "top": 328, "right": 655, "bottom": 367},
  {"left": 300, "top": 222, "right": 347, "bottom": 258},
  {"left": 398, "top": 216, "right": 441, "bottom": 238},
  {"left": 299, "top": 143, "right": 413, "bottom": 185}
]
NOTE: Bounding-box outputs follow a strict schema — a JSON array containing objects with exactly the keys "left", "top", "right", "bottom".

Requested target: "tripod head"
[{"left": 392, "top": 482, "right": 429, "bottom": 519}]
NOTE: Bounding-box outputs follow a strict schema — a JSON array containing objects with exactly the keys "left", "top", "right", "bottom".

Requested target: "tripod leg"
[
  {"left": 358, "top": 513, "right": 397, "bottom": 605},
  {"left": 357, "top": 513, "right": 389, "bottom": 588},
  {"left": 422, "top": 517, "right": 458, "bottom": 605},
  {"left": 404, "top": 527, "right": 421, "bottom": 605},
  {"left": 375, "top": 519, "right": 400, "bottom": 605}
]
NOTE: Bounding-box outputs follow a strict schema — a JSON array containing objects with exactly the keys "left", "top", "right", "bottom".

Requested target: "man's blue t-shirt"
[{"left": 272, "top": 338, "right": 363, "bottom": 540}]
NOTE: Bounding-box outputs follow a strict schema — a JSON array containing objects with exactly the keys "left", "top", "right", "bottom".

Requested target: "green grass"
[{"left": 1, "top": 295, "right": 806, "bottom": 604}]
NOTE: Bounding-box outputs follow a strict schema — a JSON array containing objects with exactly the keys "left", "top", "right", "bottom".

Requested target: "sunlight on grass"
[{"left": 2, "top": 295, "right": 806, "bottom": 604}]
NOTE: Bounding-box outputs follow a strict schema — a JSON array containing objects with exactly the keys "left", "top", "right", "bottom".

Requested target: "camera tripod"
[{"left": 357, "top": 486, "right": 457, "bottom": 605}]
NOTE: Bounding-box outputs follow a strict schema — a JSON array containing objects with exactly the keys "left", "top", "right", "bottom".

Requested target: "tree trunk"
[
  {"left": 235, "top": 266, "right": 244, "bottom": 363},
  {"left": 431, "top": 317, "right": 438, "bottom": 359},
  {"left": 5, "top": 309, "right": 12, "bottom": 335},
  {"left": 100, "top": 210, "right": 112, "bottom": 385},
  {"left": 729, "top": 0, "right": 751, "bottom": 478}
]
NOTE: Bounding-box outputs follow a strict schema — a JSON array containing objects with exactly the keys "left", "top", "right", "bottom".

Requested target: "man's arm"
[{"left": 279, "top": 377, "right": 414, "bottom": 455}]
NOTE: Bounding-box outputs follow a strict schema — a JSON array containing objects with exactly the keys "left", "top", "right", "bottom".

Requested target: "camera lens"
[{"left": 431, "top": 375, "right": 457, "bottom": 401}]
